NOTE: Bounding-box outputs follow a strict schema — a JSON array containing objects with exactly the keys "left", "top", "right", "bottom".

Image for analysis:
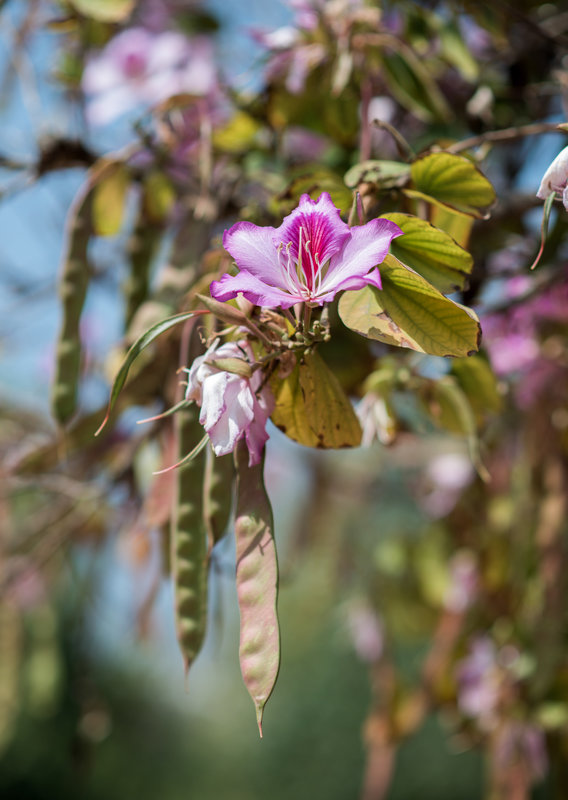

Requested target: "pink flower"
[
  {"left": 185, "top": 340, "right": 274, "bottom": 466},
  {"left": 82, "top": 28, "right": 217, "bottom": 126},
  {"left": 211, "top": 192, "right": 402, "bottom": 309},
  {"left": 537, "top": 145, "right": 568, "bottom": 210},
  {"left": 456, "top": 637, "right": 500, "bottom": 726}
]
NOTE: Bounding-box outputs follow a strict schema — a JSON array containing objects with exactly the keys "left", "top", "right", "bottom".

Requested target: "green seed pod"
[
  {"left": 0, "top": 600, "right": 22, "bottom": 756},
  {"left": 204, "top": 448, "right": 235, "bottom": 548},
  {"left": 171, "top": 404, "right": 208, "bottom": 676},
  {"left": 234, "top": 441, "right": 280, "bottom": 737},
  {"left": 51, "top": 186, "right": 93, "bottom": 425},
  {"left": 124, "top": 206, "right": 163, "bottom": 330}
]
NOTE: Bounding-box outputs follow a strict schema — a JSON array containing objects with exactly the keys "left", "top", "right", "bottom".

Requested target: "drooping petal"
[
  {"left": 537, "top": 145, "right": 568, "bottom": 200},
  {"left": 319, "top": 217, "right": 402, "bottom": 295},
  {"left": 198, "top": 371, "right": 229, "bottom": 431},
  {"left": 222, "top": 221, "right": 284, "bottom": 285},
  {"left": 207, "top": 378, "right": 255, "bottom": 456},
  {"left": 273, "top": 192, "right": 350, "bottom": 267},
  {"left": 211, "top": 270, "right": 302, "bottom": 308}
]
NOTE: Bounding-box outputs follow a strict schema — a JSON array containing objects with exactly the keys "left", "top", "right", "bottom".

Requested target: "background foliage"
[{"left": 1, "top": 1, "right": 568, "bottom": 798}]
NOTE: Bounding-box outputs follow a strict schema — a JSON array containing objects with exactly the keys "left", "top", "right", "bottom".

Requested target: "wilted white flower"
[
  {"left": 536, "top": 145, "right": 568, "bottom": 211},
  {"left": 185, "top": 340, "right": 274, "bottom": 466}
]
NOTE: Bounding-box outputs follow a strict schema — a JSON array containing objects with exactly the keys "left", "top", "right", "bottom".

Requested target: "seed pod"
[
  {"left": 171, "top": 403, "right": 208, "bottom": 676},
  {"left": 204, "top": 448, "right": 235, "bottom": 548},
  {"left": 234, "top": 441, "right": 280, "bottom": 737},
  {"left": 124, "top": 205, "right": 163, "bottom": 330},
  {"left": 51, "top": 186, "right": 93, "bottom": 425},
  {"left": 0, "top": 600, "right": 22, "bottom": 756}
]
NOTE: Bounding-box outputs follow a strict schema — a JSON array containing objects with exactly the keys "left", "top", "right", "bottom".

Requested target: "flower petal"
[
  {"left": 537, "top": 145, "right": 568, "bottom": 199},
  {"left": 207, "top": 378, "right": 255, "bottom": 456},
  {"left": 273, "top": 191, "right": 349, "bottom": 266},
  {"left": 199, "top": 371, "right": 229, "bottom": 431},
  {"left": 222, "top": 221, "right": 285, "bottom": 286},
  {"left": 320, "top": 218, "right": 402, "bottom": 296},
  {"left": 211, "top": 270, "right": 301, "bottom": 308}
]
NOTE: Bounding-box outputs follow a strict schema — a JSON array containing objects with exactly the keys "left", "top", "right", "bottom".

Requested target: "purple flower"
[
  {"left": 537, "top": 145, "right": 568, "bottom": 211},
  {"left": 211, "top": 192, "right": 402, "bottom": 310},
  {"left": 456, "top": 637, "right": 499, "bottom": 726},
  {"left": 185, "top": 340, "right": 274, "bottom": 466},
  {"left": 82, "top": 28, "right": 217, "bottom": 126}
]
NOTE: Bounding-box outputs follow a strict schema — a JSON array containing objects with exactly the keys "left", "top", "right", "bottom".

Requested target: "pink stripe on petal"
[
  {"left": 211, "top": 271, "right": 301, "bottom": 308},
  {"left": 321, "top": 218, "right": 402, "bottom": 293},
  {"left": 274, "top": 192, "right": 349, "bottom": 266}
]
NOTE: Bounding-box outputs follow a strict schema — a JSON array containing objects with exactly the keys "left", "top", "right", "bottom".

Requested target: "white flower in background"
[
  {"left": 82, "top": 28, "right": 217, "bottom": 126},
  {"left": 536, "top": 145, "right": 568, "bottom": 210},
  {"left": 185, "top": 340, "right": 274, "bottom": 467}
]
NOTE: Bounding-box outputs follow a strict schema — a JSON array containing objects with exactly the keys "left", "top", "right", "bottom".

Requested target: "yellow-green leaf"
[
  {"left": 69, "top": 0, "right": 135, "bottom": 22},
  {"left": 430, "top": 204, "right": 474, "bottom": 247},
  {"left": 213, "top": 111, "right": 262, "bottom": 153},
  {"left": 271, "top": 351, "right": 361, "bottom": 448},
  {"left": 406, "top": 152, "right": 496, "bottom": 218},
  {"left": 426, "top": 376, "right": 489, "bottom": 481},
  {"left": 338, "top": 254, "right": 480, "bottom": 358},
  {"left": 344, "top": 160, "right": 410, "bottom": 189},
  {"left": 452, "top": 355, "right": 502, "bottom": 416},
  {"left": 381, "top": 212, "right": 473, "bottom": 294},
  {"left": 278, "top": 169, "right": 353, "bottom": 216},
  {"left": 438, "top": 20, "right": 479, "bottom": 82},
  {"left": 142, "top": 170, "right": 176, "bottom": 223},
  {"left": 92, "top": 162, "right": 130, "bottom": 236}
]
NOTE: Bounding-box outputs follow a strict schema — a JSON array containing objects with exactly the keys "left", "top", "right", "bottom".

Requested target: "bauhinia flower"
[
  {"left": 82, "top": 28, "right": 217, "bottom": 126},
  {"left": 185, "top": 340, "right": 274, "bottom": 466},
  {"left": 536, "top": 145, "right": 568, "bottom": 210},
  {"left": 211, "top": 192, "right": 403, "bottom": 309}
]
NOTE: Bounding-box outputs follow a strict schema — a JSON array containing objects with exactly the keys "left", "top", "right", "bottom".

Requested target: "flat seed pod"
[
  {"left": 204, "top": 448, "right": 235, "bottom": 548},
  {"left": 234, "top": 441, "right": 280, "bottom": 737},
  {"left": 171, "top": 405, "right": 208, "bottom": 675},
  {"left": 51, "top": 187, "right": 93, "bottom": 425}
]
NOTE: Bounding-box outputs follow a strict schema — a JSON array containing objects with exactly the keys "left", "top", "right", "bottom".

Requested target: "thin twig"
[{"left": 445, "top": 122, "right": 565, "bottom": 155}]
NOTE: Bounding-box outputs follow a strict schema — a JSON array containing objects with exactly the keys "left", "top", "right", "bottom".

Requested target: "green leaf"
[
  {"left": 406, "top": 152, "right": 496, "bottom": 218},
  {"left": 452, "top": 355, "right": 502, "bottom": 416},
  {"left": 213, "top": 111, "right": 262, "bottom": 153},
  {"left": 530, "top": 191, "right": 555, "bottom": 270},
  {"left": 344, "top": 160, "right": 410, "bottom": 190},
  {"left": 278, "top": 169, "right": 353, "bottom": 216},
  {"left": 69, "top": 0, "right": 135, "bottom": 21},
  {"left": 430, "top": 204, "right": 474, "bottom": 248},
  {"left": 338, "top": 254, "right": 480, "bottom": 358},
  {"left": 381, "top": 48, "right": 451, "bottom": 123},
  {"left": 142, "top": 170, "right": 176, "bottom": 223},
  {"left": 427, "top": 376, "right": 489, "bottom": 481},
  {"left": 95, "top": 310, "right": 207, "bottom": 436},
  {"left": 381, "top": 212, "right": 473, "bottom": 294},
  {"left": 271, "top": 351, "right": 362, "bottom": 448},
  {"left": 92, "top": 162, "right": 130, "bottom": 236},
  {"left": 438, "top": 20, "right": 479, "bottom": 82}
]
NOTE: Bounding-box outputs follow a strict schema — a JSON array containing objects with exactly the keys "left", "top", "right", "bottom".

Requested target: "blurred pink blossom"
[
  {"left": 443, "top": 550, "right": 479, "bottom": 614},
  {"left": 456, "top": 637, "right": 500, "bottom": 727},
  {"left": 82, "top": 28, "right": 217, "bottom": 126},
  {"left": 346, "top": 602, "right": 384, "bottom": 663}
]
